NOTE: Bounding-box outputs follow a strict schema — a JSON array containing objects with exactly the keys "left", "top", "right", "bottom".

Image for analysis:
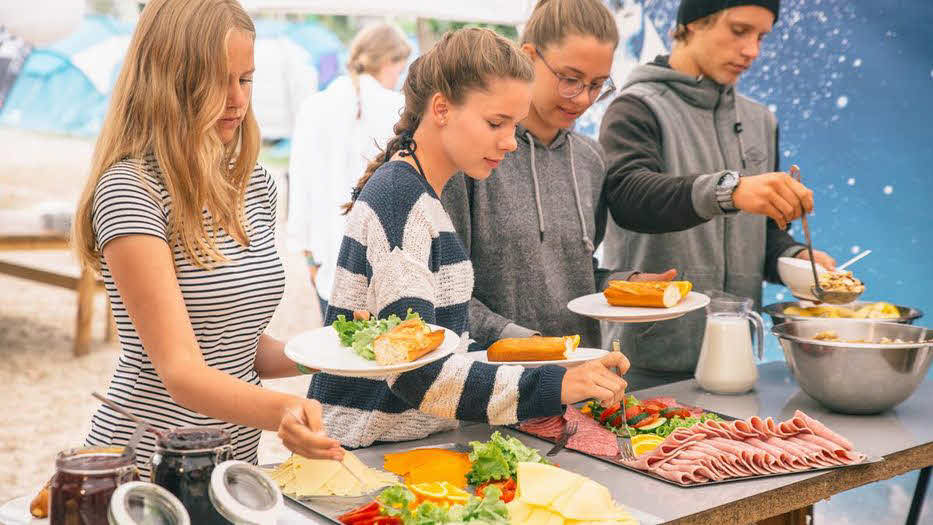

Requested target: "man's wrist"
[{"left": 715, "top": 170, "right": 741, "bottom": 211}]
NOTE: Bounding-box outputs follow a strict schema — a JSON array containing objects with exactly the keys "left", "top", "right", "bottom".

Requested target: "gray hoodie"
[
  {"left": 442, "top": 124, "right": 622, "bottom": 348},
  {"left": 598, "top": 57, "right": 803, "bottom": 383}
]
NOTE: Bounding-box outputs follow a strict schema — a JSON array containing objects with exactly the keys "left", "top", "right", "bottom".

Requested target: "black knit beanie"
[{"left": 677, "top": 0, "right": 780, "bottom": 25}]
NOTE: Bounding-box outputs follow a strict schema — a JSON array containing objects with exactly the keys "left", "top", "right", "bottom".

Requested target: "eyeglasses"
[{"left": 534, "top": 47, "right": 617, "bottom": 104}]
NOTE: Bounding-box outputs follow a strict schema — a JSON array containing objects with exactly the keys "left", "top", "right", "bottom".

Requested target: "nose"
[
  {"left": 500, "top": 131, "right": 518, "bottom": 152},
  {"left": 571, "top": 88, "right": 591, "bottom": 107},
  {"left": 227, "top": 79, "right": 248, "bottom": 109},
  {"left": 741, "top": 37, "right": 760, "bottom": 60}
]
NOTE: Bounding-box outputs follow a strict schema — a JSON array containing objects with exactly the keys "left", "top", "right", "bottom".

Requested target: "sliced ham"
[{"left": 623, "top": 411, "right": 865, "bottom": 485}]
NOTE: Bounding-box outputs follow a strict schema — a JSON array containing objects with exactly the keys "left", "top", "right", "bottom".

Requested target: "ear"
[
  {"left": 429, "top": 92, "right": 450, "bottom": 126},
  {"left": 520, "top": 43, "right": 536, "bottom": 60}
]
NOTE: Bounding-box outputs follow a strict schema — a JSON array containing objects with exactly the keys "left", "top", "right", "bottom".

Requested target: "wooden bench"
[{"left": 0, "top": 232, "right": 114, "bottom": 356}]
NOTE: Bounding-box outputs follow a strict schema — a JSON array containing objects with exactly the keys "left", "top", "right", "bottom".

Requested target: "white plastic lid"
[
  {"left": 108, "top": 481, "right": 190, "bottom": 525},
  {"left": 209, "top": 460, "right": 283, "bottom": 525}
]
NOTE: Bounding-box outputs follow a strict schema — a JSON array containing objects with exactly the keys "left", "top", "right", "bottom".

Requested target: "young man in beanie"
[{"left": 598, "top": 0, "right": 837, "bottom": 390}]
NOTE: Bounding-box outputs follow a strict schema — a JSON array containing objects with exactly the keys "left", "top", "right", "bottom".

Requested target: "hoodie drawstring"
[
  {"left": 527, "top": 132, "right": 546, "bottom": 242},
  {"left": 732, "top": 90, "right": 748, "bottom": 170},
  {"left": 525, "top": 131, "right": 594, "bottom": 252}
]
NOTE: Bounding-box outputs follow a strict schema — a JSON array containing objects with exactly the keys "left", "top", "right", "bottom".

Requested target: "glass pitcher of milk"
[{"left": 695, "top": 292, "right": 764, "bottom": 394}]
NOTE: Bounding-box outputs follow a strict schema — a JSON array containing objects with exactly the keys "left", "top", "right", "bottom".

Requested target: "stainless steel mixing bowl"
[
  {"left": 772, "top": 320, "right": 932, "bottom": 414},
  {"left": 763, "top": 301, "right": 923, "bottom": 326}
]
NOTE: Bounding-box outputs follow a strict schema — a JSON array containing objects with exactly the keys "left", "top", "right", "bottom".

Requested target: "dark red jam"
[{"left": 50, "top": 447, "right": 139, "bottom": 525}]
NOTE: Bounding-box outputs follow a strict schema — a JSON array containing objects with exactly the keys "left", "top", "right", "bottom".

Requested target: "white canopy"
[{"left": 239, "top": 0, "right": 536, "bottom": 25}]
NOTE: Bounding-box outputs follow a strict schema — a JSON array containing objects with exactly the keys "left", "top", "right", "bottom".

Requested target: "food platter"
[
  {"left": 285, "top": 324, "right": 460, "bottom": 378},
  {"left": 568, "top": 291, "right": 710, "bottom": 323}
]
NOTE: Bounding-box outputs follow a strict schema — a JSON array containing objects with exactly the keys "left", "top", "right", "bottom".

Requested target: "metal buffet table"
[{"left": 2, "top": 362, "right": 930, "bottom": 524}]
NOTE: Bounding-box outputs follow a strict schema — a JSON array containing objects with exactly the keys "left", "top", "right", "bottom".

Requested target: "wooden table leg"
[
  {"left": 757, "top": 505, "right": 811, "bottom": 525},
  {"left": 104, "top": 295, "right": 116, "bottom": 343},
  {"left": 74, "top": 269, "right": 95, "bottom": 357}
]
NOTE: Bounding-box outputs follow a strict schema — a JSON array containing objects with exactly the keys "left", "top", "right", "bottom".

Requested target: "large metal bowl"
[
  {"left": 772, "top": 320, "right": 933, "bottom": 414},
  {"left": 764, "top": 301, "right": 923, "bottom": 326}
]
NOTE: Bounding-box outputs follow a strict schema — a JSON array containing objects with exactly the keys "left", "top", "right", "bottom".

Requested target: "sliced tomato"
[
  {"left": 476, "top": 478, "right": 516, "bottom": 503},
  {"left": 599, "top": 403, "right": 621, "bottom": 423},
  {"left": 370, "top": 518, "right": 401, "bottom": 525},
  {"left": 610, "top": 414, "right": 624, "bottom": 427},
  {"left": 633, "top": 413, "right": 660, "bottom": 429},
  {"left": 623, "top": 405, "right": 643, "bottom": 420},
  {"left": 662, "top": 407, "right": 692, "bottom": 419},
  {"left": 641, "top": 401, "right": 666, "bottom": 414},
  {"left": 339, "top": 502, "right": 380, "bottom": 524}
]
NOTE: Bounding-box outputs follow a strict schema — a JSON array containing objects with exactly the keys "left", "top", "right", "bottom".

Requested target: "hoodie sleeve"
[
  {"left": 599, "top": 94, "right": 733, "bottom": 233},
  {"left": 440, "top": 174, "right": 539, "bottom": 347},
  {"left": 764, "top": 126, "right": 806, "bottom": 283}
]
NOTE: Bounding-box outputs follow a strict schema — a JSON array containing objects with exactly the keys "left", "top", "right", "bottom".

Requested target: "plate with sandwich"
[
  {"left": 568, "top": 280, "right": 710, "bottom": 323},
  {"left": 473, "top": 335, "right": 608, "bottom": 368},
  {"left": 285, "top": 311, "right": 460, "bottom": 378}
]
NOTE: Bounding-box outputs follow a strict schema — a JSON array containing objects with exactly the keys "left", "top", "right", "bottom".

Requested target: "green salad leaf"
[
  {"left": 374, "top": 485, "right": 509, "bottom": 525},
  {"left": 332, "top": 309, "right": 421, "bottom": 360},
  {"left": 465, "top": 431, "right": 548, "bottom": 485}
]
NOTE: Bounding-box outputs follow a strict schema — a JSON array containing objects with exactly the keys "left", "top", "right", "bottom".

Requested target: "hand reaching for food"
[
  {"left": 560, "top": 352, "right": 630, "bottom": 407},
  {"left": 795, "top": 249, "right": 837, "bottom": 271},
  {"left": 630, "top": 268, "right": 678, "bottom": 282}
]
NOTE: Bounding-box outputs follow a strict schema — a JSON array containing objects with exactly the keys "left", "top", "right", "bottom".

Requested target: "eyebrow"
[
  {"left": 491, "top": 113, "right": 515, "bottom": 120},
  {"left": 241, "top": 69, "right": 256, "bottom": 75},
  {"left": 559, "top": 65, "right": 609, "bottom": 82}
]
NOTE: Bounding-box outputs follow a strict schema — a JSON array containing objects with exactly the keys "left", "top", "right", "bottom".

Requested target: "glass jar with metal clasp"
[
  {"left": 150, "top": 427, "right": 234, "bottom": 524},
  {"left": 108, "top": 482, "right": 190, "bottom": 525},
  {"left": 50, "top": 446, "right": 139, "bottom": 525},
  {"left": 209, "top": 460, "right": 283, "bottom": 524}
]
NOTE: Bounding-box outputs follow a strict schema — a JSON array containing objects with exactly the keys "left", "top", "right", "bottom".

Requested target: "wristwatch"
[{"left": 715, "top": 170, "right": 741, "bottom": 211}]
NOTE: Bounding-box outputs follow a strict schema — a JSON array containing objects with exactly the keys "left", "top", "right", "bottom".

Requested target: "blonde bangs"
[{"left": 73, "top": 0, "right": 260, "bottom": 272}]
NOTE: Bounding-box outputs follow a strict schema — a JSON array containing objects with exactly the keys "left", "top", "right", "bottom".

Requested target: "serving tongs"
[{"left": 788, "top": 165, "right": 864, "bottom": 305}]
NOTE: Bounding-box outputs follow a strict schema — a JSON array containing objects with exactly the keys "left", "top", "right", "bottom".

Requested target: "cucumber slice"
[
  {"left": 627, "top": 412, "right": 650, "bottom": 426},
  {"left": 638, "top": 417, "right": 668, "bottom": 432}
]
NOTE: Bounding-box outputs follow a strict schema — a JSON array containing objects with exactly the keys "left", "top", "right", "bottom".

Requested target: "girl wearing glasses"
[{"left": 441, "top": 0, "right": 676, "bottom": 349}]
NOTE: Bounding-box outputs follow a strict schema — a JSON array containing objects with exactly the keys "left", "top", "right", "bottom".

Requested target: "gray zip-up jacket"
[
  {"left": 599, "top": 56, "right": 804, "bottom": 379},
  {"left": 442, "top": 124, "right": 624, "bottom": 348}
]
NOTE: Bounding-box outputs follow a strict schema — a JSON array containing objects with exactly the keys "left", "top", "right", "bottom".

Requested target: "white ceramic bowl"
[{"left": 778, "top": 256, "right": 828, "bottom": 301}]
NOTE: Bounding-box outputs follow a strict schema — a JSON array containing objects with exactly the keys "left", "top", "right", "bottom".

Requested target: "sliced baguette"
[
  {"left": 373, "top": 319, "right": 446, "bottom": 365},
  {"left": 603, "top": 280, "right": 692, "bottom": 308},
  {"left": 486, "top": 335, "right": 580, "bottom": 362}
]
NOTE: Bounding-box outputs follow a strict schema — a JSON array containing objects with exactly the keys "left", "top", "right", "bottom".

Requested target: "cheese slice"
[
  {"left": 513, "top": 462, "right": 638, "bottom": 525},
  {"left": 269, "top": 452, "right": 397, "bottom": 498}
]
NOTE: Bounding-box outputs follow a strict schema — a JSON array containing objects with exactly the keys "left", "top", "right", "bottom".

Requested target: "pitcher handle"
[{"left": 748, "top": 310, "right": 765, "bottom": 361}]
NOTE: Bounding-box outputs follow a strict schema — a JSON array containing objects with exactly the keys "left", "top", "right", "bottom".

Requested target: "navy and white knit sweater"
[{"left": 308, "top": 161, "right": 566, "bottom": 448}]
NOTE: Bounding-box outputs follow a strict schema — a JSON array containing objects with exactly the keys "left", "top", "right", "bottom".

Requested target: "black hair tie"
[
  {"left": 398, "top": 130, "right": 416, "bottom": 157},
  {"left": 350, "top": 185, "right": 362, "bottom": 201}
]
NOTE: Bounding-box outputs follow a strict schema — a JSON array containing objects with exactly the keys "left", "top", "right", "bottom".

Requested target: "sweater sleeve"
[{"left": 599, "top": 94, "right": 733, "bottom": 233}]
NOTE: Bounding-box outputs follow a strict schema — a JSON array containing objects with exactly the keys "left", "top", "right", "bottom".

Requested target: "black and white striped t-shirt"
[{"left": 85, "top": 155, "right": 285, "bottom": 478}]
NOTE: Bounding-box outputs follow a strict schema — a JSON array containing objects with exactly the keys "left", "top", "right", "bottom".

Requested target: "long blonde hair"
[
  {"left": 73, "top": 0, "right": 260, "bottom": 271},
  {"left": 343, "top": 28, "right": 534, "bottom": 214},
  {"left": 347, "top": 23, "right": 411, "bottom": 119},
  {"left": 521, "top": 0, "right": 619, "bottom": 50}
]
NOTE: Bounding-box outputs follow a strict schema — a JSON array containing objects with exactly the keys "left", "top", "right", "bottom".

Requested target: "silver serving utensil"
[
  {"left": 611, "top": 340, "right": 636, "bottom": 461},
  {"left": 837, "top": 249, "right": 872, "bottom": 272},
  {"left": 788, "top": 165, "right": 864, "bottom": 305},
  {"left": 546, "top": 420, "right": 578, "bottom": 457}
]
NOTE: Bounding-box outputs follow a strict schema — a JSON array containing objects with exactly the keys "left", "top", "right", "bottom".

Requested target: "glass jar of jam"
[
  {"left": 50, "top": 446, "right": 139, "bottom": 525},
  {"left": 150, "top": 427, "right": 234, "bottom": 525}
]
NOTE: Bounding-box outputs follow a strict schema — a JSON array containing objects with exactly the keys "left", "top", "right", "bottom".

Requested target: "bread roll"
[
  {"left": 603, "top": 280, "right": 692, "bottom": 308},
  {"left": 373, "top": 318, "right": 445, "bottom": 365},
  {"left": 487, "top": 335, "right": 580, "bottom": 362}
]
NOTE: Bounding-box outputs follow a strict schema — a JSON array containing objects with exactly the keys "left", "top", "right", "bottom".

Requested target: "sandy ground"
[{"left": 0, "top": 128, "right": 319, "bottom": 501}]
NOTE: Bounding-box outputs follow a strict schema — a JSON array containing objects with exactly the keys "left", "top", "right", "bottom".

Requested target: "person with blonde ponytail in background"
[
  {"left": 287, "top": 24, "right": 411, "bottom": 316},
  {"left": 308, "top": 28, "right": 631, "bottom": 450},
  {"left": 72, "top": 0, "right": 342, "bottom": 478}
]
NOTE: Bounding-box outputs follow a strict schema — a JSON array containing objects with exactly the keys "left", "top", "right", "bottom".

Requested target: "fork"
[
  {"left": 611, "top": 340, "right": 636, "bottom": 462},
  {"left": 546, "top": 420, "right": 578, "bottom": 457}
]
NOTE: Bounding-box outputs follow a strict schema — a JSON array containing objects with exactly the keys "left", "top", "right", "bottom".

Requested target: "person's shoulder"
[
  {"left": 355, "top": 161, "right": 431, "bottom": 216},
  {"left": 736, "top": 93, "right": 777, "bottom": 126},
  {"left": 96, "top": 155, "right": 165, "bottom": 199}
]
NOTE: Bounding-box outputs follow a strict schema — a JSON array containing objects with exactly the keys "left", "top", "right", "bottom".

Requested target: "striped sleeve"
[{"left": 92, "top": 162, "right": 168, "bottom": 250}]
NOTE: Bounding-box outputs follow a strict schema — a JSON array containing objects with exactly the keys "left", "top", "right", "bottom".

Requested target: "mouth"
[
  {"left": 484, "top": 158, "right": 502, "bottom": 169},
  {"left": 726, "top": 63, "right": 748, "bottom": 74},
  {"left": 556, "top": 106, "right": 582, "bottom": 119},
  {"left": 218, "top": 116, "right": 241, "bottom": 127}
]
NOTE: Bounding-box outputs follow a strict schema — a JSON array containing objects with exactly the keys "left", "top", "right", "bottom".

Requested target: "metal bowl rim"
[
  {"left": 763, "top": 301, "right": 923, "bottom": 323},
  {"left": 771, "top": 319, "right": 931, "bottom": 349}
]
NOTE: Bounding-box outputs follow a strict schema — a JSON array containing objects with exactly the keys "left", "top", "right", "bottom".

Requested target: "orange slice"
[
  {"left": 409, "top": 481, "right": 448, "bottom": 503},
  {"left": 440, "top": 482, "right": 470, "bottom": 504}
]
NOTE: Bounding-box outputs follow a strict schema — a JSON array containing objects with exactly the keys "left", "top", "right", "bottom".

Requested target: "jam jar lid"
[
  {"left": 209, "top": 460, "right": 282, "bottom": 525},
  {"left": 108, "top": 481, "right": 190, "bottom": 525},
  {"left": 56, "top": 446, "right": 135, "bottom": 475},
  {"left": 156, "top": 427, "right": 231, "bottom": 453}
]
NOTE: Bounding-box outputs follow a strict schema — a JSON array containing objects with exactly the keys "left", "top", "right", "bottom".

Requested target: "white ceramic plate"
[
  {"left": 567, "top": 291, "right": 711, "bottom": 323},
  {"left": 285, "top": 324, "right": 460, "bottom": 378},
  {"left": 470, "top": 347, "right": 609, "bottom": 368}
]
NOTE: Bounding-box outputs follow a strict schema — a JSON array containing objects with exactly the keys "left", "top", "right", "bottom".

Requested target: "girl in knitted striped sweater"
[{"left": 307, "top": 28, "right": 631, "bottom": 449}]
